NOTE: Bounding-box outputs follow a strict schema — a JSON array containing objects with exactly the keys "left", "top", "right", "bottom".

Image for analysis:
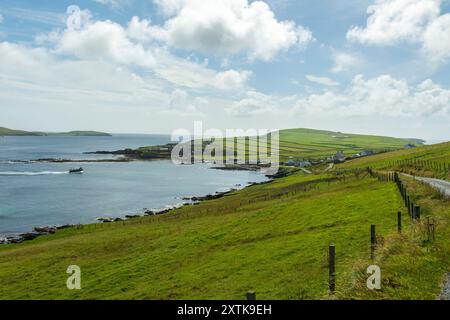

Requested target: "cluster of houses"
[
  {"left": 284, "top": 149, "right": 376, "bottom": 167},
  {"left": 284, "top": 144, "right": 417, "bottom": 168}
]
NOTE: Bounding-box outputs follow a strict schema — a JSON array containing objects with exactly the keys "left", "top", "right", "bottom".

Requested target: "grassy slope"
[
  {"left": 0, "top": 141, "right": 448, "bottom": 300},
  {"left": 0, "top": 172, "right": 405, "bottom": 299},
  {"left": 277, "top": 128, "right": 421, "bottom": 161},
  {"left": 339, "top": 142, "right": 450, "bottom": 180},
  {"left": 137, "top": 128, "right": 422, "bottom": 162}
]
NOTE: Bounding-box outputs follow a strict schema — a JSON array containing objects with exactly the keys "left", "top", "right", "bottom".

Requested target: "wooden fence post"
[
  {"left": 397, "top": 211, "right": 402, "bottom": 233},
  {"left": 414, "top": 206, "right": 421, "bottom": 220},
  {"left": 329, "top": 245, "right": 336, "bottom": 294},
  {"left": 246, "top": 291, "right": 256, "bottom": 300}
]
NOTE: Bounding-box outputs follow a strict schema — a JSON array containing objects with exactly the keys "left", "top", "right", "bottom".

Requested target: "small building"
[
  {"left": 298, "top": 161, "right": 312, "bottom": 168},
  {"left": 360, "top": 150, "right": 374, "bottom": 157},
  {"left": 286, "top": 160, "right": 297, "bottom": 166},
  {"left": 333, "top": 151, "right": 346, "bottom": 164}
]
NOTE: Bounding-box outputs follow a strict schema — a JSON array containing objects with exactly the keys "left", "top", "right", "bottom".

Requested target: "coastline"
[{"left": 0, "top": 173, "right": 273, "bottom": 245}]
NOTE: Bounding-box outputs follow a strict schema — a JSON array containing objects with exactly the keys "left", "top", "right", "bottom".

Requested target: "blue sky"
[{"left": 0, "top": 0, "right": 449, "bottom": 140}]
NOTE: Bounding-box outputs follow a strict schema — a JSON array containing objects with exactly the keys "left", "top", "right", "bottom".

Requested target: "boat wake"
[{"left": 0, "top": 171, "right": 69, "bottom": 176}]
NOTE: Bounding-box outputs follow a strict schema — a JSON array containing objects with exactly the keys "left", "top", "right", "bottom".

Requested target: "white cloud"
[
  {"left": 227, "top": 74, "right": 450, "bottom": 118},
  {"left": 0, "top": 42, "right": 167, "bottom": 108},
  {"left": 57, "top": 20, "right": 156, "bottom": 68},
  {"left": 35, "top": 11, "right": 251, "bottom": 91},
  {"left": 213, "top": 70, "right": 252, "bottom": 90},
  {"left": 154, "top": 0, "right": 313, "bottom": 61},
  {"left": 422, "top": 13, "right": 450, "bottom": 64},
  {"left": 126, "top": 16, "right": 166, "bottom": 43},
  {"left": 347, "top": 0, "right": 450, "bottom": 65},
  {"left": 153, "top": 0, "right": 187, "bottom": 16},
  {"left": 163, "top": 89, "right": 205, "bottom": 116},
  {"left": 0, "top": 14, "right": 4, "bottom": 24},
  {"left": 306, "top": 75, "right": 339, "bottom": 87},
  {"left": 293, "top": 74, "right": 450, "bottom": 117},
  {"left": 330, "top": 51, "right": 360, "bottom": 73},
  {"left": 347, "top": 0, "right": 440, "bottom": 45},
  {"left": 226, "top": 91, "right": 277, "bottom": 117}
]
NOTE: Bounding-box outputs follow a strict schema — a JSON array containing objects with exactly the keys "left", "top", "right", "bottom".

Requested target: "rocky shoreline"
[{"left": 0, "top": 180, "right": 272, "bottom": 245}]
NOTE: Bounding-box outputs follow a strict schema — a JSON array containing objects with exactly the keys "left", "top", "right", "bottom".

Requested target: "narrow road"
[
  {"left": 323, "top": 163, "right": 334, "bottom": 173},
  {"left": 401, "top": 173, "right": 450, "bottom": 198}
]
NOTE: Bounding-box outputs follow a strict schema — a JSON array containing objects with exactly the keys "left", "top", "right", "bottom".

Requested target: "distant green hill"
[
  {"left": 0, "top": 127, "right": 111, "bottom": 137},
  {"left": 131, "top": 127, "right": 425, "bottom": 162}
]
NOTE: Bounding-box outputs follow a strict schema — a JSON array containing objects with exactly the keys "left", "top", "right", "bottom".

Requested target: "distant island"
[{"left": 0, "top": 127, "right": 111, "bottom": 137}]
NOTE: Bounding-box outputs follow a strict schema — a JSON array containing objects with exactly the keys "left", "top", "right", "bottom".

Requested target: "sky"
[{"left": 0, "top": 0, "right": 449, "bottom": 140}]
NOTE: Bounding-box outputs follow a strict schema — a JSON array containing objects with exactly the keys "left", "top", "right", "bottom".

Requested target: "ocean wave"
[{"left": 0, "top": 171, "right": 69, "bottom": 176}]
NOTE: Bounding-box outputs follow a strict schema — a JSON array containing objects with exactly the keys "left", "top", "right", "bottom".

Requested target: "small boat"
[{"left": 69, "top": 167, "right": 84, "bottom": 174}]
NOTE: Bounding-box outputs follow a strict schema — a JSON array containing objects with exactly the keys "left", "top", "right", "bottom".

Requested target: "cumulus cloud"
[
  {"left": 154, "top": 0, "right": 313, "bottom": 61},
  {"left": 347, "top": 0, "right": 440, "bottom": 45},
  {"left": 293, "top": 74, "right": 450, "bottom": 117},
  {"left": 37, "top": 10, "right": 251, "bottom": 91},
  {"left": 163, "top": 89, "right": 205, "bottom": 116},
  {"left": 330, "top": 51, "right": 360, "bottom": 73},
  {"left": 305, "top": 75, "right": 339, "bottom": 87},
  {"left": 347, "top": 0, "right": 450, "bottom": 65},
  {"left": 422, "top": 13, "right": 450, "bottom": 64},
  {"left": 153, "top": 0, "right": 187, "bottom": 16},
  {"left": 57, "top": 19, "right": 156, "bottom": 68},
  {"left": 226, "top": 91, "right": 277, "bottom": 117},
  {"left": 0, "top": 42, "right": 167, "bottom": 107},
  {"left": 226, "top": 74, "right": 450, "bottom": 118}
]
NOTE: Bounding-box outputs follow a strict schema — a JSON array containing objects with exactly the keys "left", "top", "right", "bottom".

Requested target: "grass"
[
  {"left": 0, "top": 138, "right": 448, "bottom": 300},
  {"left": 136, "top": 128, "right": 422, "bottom": 162},
  {"left": 0, "top": 169, "right": 439, "bottom": 300},
  {"left": 339, "top": 142, "right": 450, "bottom": 180}
]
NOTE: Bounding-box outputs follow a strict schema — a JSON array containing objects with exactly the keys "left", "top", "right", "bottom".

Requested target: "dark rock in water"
[
  {"left": 114, "top": 218, "right": 124, "bottom": 222},
  {"left": 144, "top": 210, "right": 155, "bottom": 215},
  {"left": 97, "top": 217, "right": 113, "bottom": 223}
]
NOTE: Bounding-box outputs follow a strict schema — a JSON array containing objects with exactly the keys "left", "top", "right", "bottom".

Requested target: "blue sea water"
[{"left": 0, "top": 135, "right": 267, "bottom": 236}]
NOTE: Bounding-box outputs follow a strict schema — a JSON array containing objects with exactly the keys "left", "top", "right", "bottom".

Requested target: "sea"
[{"left": 0, "top": 134, "right": 268, "bottom": 236}]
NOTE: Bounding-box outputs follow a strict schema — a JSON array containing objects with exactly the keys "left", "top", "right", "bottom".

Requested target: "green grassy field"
[
  {"left": 0, "top": 139, "right": 448, "bottom": 300},
  {"left": 134, "top": 128, "right": 423, "bottom": 162},
  {"left": 340, "top": 142, "right": 450, "bottom": 180},
  {"left": 276, "top": 128, "right": 423, "bottom": 161}
]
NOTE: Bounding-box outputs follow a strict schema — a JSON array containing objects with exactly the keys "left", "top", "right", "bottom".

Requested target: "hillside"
[
  {"left": 111, "top": 128, "right": 424, "bottom": 162},
  {"left": 0, "top": 142, "right": 448, "bottom": 300},
  {"left": 0, "top": 127, "right": 111, "bottom": 137},
  {"left": 276, "top": 128, "right": 424, "bottom": 161}
]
